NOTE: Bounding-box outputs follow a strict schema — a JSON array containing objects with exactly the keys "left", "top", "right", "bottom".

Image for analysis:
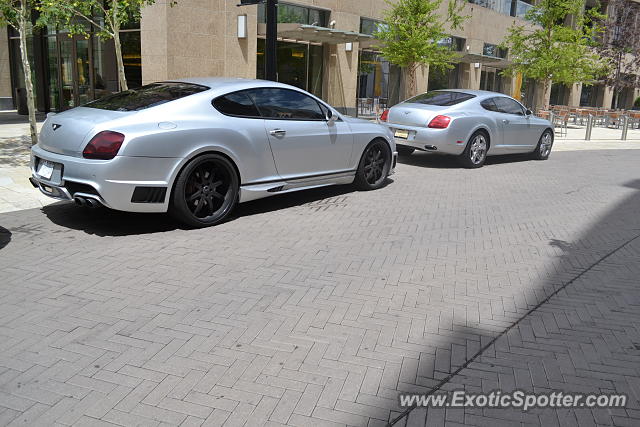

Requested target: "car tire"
[
  {"left": 354, "top": 139, "right": 392, "bottom": 191},
  {"left": 170, "top": 153, "right": 239, "bottom": 228},
  {"left": 397, "top": 145, "right": 415, "bottom": 156},
  {"left": 531, "top": 129, "right": 553, "bottom": 160},
  {"left": 459, "top": 130, "right": 489, "bottom": 169}
]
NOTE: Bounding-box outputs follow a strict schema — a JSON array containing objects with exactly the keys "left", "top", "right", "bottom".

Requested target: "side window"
[
  {"left": 212, "top": 91, "right": 261, "bottom": 118},
  {"left": 494, "top": 97, "right": 525, "bottom": 115},
  {"left": 480, "top": 98, "right": 498, "bottom": 112},
  {"left": 247, "top": 88, "right": 325, "bottom": 120}
]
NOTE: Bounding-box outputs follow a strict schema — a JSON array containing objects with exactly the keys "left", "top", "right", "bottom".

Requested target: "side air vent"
[
  {"left": 131, "top": 187, "right": 167, "bottom": 203},
  {"left": 267, "top": 186, "right": 285, "bottom": 193}
]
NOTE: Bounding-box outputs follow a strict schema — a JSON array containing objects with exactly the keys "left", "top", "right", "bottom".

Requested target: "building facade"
[{"left": 1, "top": 0, "right": 639, "bottom": 115}]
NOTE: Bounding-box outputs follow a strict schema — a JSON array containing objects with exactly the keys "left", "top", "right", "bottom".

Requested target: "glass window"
[
  {"left": 428, "top": 64, "right": 461, "bottom": 91},
  {"left": 360, "top": 18, "right": 388, "bottom": 35},
  {"left": 247, "top": 88, "right": 325, "bottom": 120},
  {"left": 258, "top": 2, "right": 328, "bottom": 26},
  {"left": 405, "top": 91, "right": 475, "bottom": 106},
  {"left": 437, "top": 36, "right": 466, "bottom": 51},
  {"left": 85, "top": 82, "right": 209, "bottom": 111},
  {"left": 213, "top": 91, "right": 261, "bottom": 118},
  {"left": 120, "top": 31, "right": 142, "bottom": 89},
  {"left": 257, "top": 39, "right": 324, "bottom": 98},
  {"left": 46, "top": 36, "right": 60, "bottom": 111},
  {"left": 480, "top": 98, "right": 499, "bottom": 112},
  {"left": 494, "top": 97, "right": 525, "bottom": 115},
  {"left": 483, "top": 43, "right": 508, "bottom": 58}
]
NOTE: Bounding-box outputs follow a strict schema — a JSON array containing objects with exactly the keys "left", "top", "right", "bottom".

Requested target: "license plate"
[
  {"left": 394, "top": 129, "right": 409, "bottom": 139},
  {"left": 37, "top": 160, "right": 55, "bottom": 180}
]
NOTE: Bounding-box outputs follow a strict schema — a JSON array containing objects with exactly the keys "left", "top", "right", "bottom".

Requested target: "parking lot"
[{"left": 1, "top": 149, "right": 640, "bottom": 426}]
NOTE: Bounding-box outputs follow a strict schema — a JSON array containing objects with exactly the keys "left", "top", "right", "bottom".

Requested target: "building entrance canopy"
[
  {"left": 258, "top": 23, "right": 374, "bottom": 45},
  {"left": 459, "top": 53, "right": 510, "bottom": 68}
]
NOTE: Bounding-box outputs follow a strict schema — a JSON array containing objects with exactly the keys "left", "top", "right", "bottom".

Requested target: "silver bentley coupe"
[
  {"left": 30, "top": 78, "right": 397, "bottom": 227},
  {"left": 380, "top": 89, "right": 553, "bottom": 168}
]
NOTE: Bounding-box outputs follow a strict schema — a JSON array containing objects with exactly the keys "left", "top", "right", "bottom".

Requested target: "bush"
[{"left": 634, "top": 96, "right": 640, "bottom": 109}]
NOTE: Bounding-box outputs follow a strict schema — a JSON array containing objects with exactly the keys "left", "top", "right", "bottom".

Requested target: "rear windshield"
[
  {"left": 405, "top": 91, "right": 475, "bottom": 106},
  {"left": 85, "top": 82, "right": 209, "bottom": 111}
]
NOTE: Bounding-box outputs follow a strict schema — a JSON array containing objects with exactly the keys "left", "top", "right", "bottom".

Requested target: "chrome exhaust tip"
[
  {"left": 85, "top": 198, "right": 102, "bottom": 208},
  {"left": 74, "top": 197, "right": 86, "bottom": 207}
]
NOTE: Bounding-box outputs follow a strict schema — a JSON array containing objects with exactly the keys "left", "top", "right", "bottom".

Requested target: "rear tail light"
[
  {"left": 427, "top": 115, "right": 451, "bottom": 129},
  {"left": 380, "top": 109, "right": 390, "bottom": 122},
  {"left": 83, "top": 131, "right": 125, "bottom": 160}
]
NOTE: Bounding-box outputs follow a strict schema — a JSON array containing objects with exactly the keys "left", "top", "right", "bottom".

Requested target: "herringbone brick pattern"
[{"left": 0, "top": 150, "right": 639, "bottom": 426}]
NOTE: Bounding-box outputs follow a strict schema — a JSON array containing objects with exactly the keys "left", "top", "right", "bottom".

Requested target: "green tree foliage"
[
  {"left": 0, "top": 0, "right": 38, "bottom": 145},
  {"left": 38, "top": 0, "right": 166, "bottom": 91},
  {"left": 502, "top": 0, "right": 608, "bottom": 108},
  {"left": 374, "top": 0, "right": 467, "bottom": 98}
]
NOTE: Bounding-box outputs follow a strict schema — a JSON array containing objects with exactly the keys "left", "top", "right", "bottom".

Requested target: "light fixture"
[
  {"left": 237, "top": 14, "right": 247, "bottom": 39},
  {"left": 345, "top": 42, "right": 353, "bottom": 52}
]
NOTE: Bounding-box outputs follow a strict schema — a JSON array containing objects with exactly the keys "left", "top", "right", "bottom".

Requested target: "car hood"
[{"left": 38, "top": 107, "right": 131, "bottom": 157}]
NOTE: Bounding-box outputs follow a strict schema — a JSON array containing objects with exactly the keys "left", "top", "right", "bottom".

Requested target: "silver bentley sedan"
[
  {"left": 380, "top": 89, "right": 553, "bottom": 168},
  {"left": 30, "top": 78, "right": 397, "bottom": 227}
]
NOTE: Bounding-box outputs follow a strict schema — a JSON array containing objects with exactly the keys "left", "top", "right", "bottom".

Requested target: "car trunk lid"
[
  {"left": 387, "top": 103, "right": 447, "bottom": 127},
  {"left": 38, "top": 107, "right": 130, "bottom": 157}
]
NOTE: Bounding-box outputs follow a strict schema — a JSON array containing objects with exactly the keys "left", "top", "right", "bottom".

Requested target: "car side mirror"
[
  {"left": 326, "top": 109, "right": 337, "bottom": 124},
  {"left": 525, "top": 109, "right": 533, "bottom": 116}
]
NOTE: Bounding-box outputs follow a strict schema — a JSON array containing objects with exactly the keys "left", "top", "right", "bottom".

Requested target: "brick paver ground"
[{"left": 0, "top": 149, "right": 639, "bottom": 426}]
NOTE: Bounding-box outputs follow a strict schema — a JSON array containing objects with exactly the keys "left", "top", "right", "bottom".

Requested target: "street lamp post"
[
  {"left": 265, "top": 0, "right": 278, "bottom": 81},
  {"left": 238, "top": 0, "right": 278, "bottom": 82}
]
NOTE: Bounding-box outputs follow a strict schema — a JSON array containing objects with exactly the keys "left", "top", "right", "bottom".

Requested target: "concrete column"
[
  {"left": 568, "top": 83, "right": 582, "bottom": 107},
  {"left": 324, "top": 12, "right": 359, "bottom": 115},
  {"left": 0, "top": 29, "right": 13, "bottom": 109},
  {"left": 141, "top": 0, "right": 257, "bottom": 84},
  {"left": 502, "top": 74, "right": 516, "bottom": 98},
  {"left": 460, "top": 62, "right": 481, "bottom": 90},
  {"left": 602, "top": 86, "right": 614, "bottom": 109},
  {"left": 140, "top": 1, "right": 168, "bottom": 83}
]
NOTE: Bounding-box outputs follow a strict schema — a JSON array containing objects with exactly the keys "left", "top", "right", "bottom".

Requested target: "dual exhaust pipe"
[{"left": 73, "top": 196, "right": 102, "bottom": 209}]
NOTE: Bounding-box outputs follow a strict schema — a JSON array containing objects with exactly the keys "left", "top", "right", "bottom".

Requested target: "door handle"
[{"left": 269, "top": 129, "right": 286, "bottom": 137}]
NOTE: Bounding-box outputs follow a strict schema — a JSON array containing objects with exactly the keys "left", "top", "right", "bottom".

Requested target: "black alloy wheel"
[
  {"left": 355, "top": 139, "right": 391, "bottom": 190},
  {"left": 170, "top": 154, "right": 238, "bottom": 228}
]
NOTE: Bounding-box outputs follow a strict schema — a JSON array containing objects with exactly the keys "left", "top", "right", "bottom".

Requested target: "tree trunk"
[
  {"left": 542, "top": 78, "right": 551, "bottom": 109},
  {"left": 18, "top": 0, "right": 38, "bottom": 146},
  {"left": 113, "top": 30, "right": 128, "bottom": 92},
  {"left": 404, "top": 63, "right": 418, "bottom": 100}
]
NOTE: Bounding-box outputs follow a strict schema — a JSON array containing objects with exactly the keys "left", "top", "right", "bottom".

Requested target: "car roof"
[
  {"left": 431, "top": 88, "right": 513, "bottom": 99},
  {"left": 166, "top": 77, "right": 304, "bottom": 94}
]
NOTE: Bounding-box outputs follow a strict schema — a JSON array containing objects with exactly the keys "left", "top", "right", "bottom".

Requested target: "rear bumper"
[
  {"left": 384, "top": 123, "right": 467, "bottom": 156},
  {"left": 30, "top": 145, "right": 182, "bottom": 213}
]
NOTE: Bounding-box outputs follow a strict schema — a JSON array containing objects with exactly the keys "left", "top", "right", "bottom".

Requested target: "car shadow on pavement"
[
  {"left": 233, "top": 183, "right": 361, "bottom": 218},
  {"left": 398, "top": 151, "right": 535, "bottom": 169},
  {"left": 41, "top": 201, "right": 179, "bottom": 237},
  {"left": 387, "top": 179, "right": 640, "bottom": 426},
  {"left": 40, "top": 181, "right": 374, "bottom": 236}
]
